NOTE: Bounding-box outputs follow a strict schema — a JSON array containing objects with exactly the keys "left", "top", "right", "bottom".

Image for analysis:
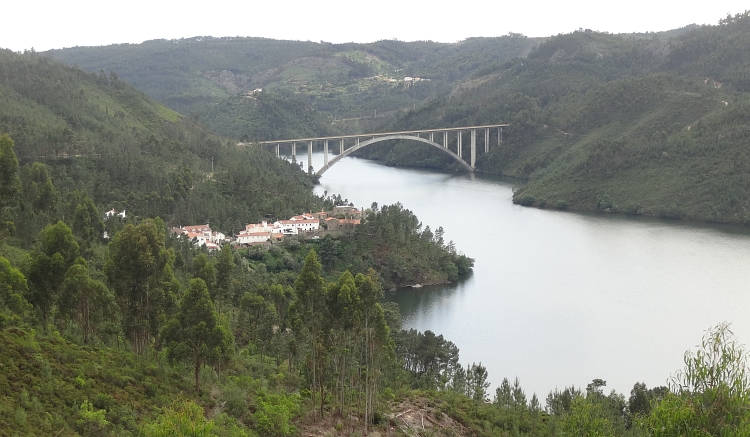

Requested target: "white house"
[
  {"left": 281, "top": 214, "right": 320, "bottom": 233},
  {"left": 172, "top": 224, "right": 227, "bottom": 248},
  {"left": 237, "top": 231, "right": 272, "bottom": 245},
  {"left": 245, "top": 220, "right": 285, "bottom": 234}
]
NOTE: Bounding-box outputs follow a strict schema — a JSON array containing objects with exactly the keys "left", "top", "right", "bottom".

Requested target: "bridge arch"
[{"left": 316, "top": 134, "right": 473, "bottom": 176}]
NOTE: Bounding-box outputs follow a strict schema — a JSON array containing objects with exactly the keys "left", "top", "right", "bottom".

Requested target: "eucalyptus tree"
[
  {"left": 27, "top": 221, "right": 79, "bottom": 325},
  {"left": 192, "top": 253, "right": 217, "bottom": 300},
  {"left": 213, "top": 244, "right": 235, "bottom": 311},
  {"left": 289, "top": 249, "right": 327, "bottom": 419},
  {"left": 325, "top": 270, "right": 361, "bottom": 418},
  {"left": 161, "top": 278, "right": 233, "bottom": 392},
  {"left": 355, "top": 269, "right": 392, "bottom": 431},
  {"left": 58, "top": 257, "right": 117, "bottom": 344},
  {"left": 105, "top": 218, "right": 179, "bottom": 355}
]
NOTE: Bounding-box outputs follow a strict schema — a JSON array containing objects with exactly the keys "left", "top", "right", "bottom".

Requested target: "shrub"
[
  {"left": 252, "top": 393, "right": 300, "bottom": 437},
  {"left": 625, "top": 203, "right": 641, "bottom": 215},
  {"left": 596, "top": 193, "right": 617, "bottom": 211}
]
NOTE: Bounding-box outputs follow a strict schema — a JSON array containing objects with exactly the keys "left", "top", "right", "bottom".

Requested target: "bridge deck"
[{"left": 257, "top": 123, "right": 509, "bottom": 144}]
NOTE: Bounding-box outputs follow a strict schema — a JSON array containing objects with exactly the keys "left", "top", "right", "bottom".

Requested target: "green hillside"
[
  {"left": 44, "top": 36, "right": 539, "bottom": 134},
  {"left": 192, "top": 90, "right": 336, "bottom": 141},
  {"left": 0, "top": 48, "right": 325, "bottom": 237},
  {"left": 359, "top": 13, "right": 750, "bottom": 224}
]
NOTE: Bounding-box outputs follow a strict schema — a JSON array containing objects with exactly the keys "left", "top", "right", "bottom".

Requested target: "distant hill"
[
  {"left": 354, "top": 13, "right": 750, "bottom": 223},
  {"left": 44, "top": 36, "right": 539, "bottom": 134}
]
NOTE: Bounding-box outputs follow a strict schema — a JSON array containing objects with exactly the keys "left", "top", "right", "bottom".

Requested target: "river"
[{"left": 302, "top": 152, "right": 750, "bottom": 400}]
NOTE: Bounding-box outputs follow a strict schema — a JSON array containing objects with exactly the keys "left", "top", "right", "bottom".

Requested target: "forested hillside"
[
  {"left": 45, "top": 36, "right": 538, "bottom": 134},
  {"left": 193, "top": 90, "right": 336, "bottom": 142},
  {"left": 361, "top": 12, "right": 750, "bottom": 224},
  {"left": 0, "top": 48, "right": 483, "bottom": 436},
  {"left": 0, "top": 49, "right": 327, "bottom": 237}
]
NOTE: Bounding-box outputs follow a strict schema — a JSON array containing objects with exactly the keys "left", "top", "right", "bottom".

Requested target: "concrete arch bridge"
[{"left": 258, "top": 123, "right": 509, "bottom": 177}]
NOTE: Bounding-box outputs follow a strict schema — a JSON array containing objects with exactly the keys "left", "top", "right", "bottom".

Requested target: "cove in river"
[{"left": 301, "top": 151, "right": 750, "bottom": 399}]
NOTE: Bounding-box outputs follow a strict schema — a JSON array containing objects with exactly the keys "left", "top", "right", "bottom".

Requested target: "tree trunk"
[{"left": 195, "top": 357, "right": 201, "bottom": 392}]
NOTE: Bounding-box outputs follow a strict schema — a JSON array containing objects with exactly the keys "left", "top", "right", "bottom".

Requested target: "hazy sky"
[{"left": 2, "top": 0, "right": 748, "bottom": 52}]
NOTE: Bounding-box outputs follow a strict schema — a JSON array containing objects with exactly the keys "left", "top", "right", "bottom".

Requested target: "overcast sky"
[{"left": 2, "top": 1, "right": 748, "bottom": 52}]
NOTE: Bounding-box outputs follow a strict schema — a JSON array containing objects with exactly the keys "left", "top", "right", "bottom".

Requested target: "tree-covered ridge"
[
  {"left": 0, "top": 50, "right": 330, "bottom": 235},
  {"left": 358, "top": 12, "right": 750, "bottom": 224},
  {"left": 193, "top": 90, "right": 336, "bottom": 142},
  {"left": 43, "top": 35, "right": 539, "bottom": 132}
]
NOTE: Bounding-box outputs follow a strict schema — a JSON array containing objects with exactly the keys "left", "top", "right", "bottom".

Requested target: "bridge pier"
[
  {"left": 308, "top": 141, "right": 313, "bottom": 174},
  {"left": 324, "top": 140, "right": 329, "bottom": 168},
  {"left": 484, "top": 129, "right": 489, "bottom": 153},
  {"left": 471, "top": 129, "right": 476, "bottom": 169},
  {"left": 498, "top": 127, "right": 503, "bottom": 145},
  {"left": 275, "top": 143, "right": 280, "bottom": 158},
  {"left": 457, "top": 130, "right": 462, "bottom": 158},
  {"left": 429, "top": 132, "right": 434, "bottom": 142},
  {"left": 340, "top": 138, "right": 344, "bottom": 154},
  {"left": 443, "top": 131, "right": 448, "bottom": 148}
]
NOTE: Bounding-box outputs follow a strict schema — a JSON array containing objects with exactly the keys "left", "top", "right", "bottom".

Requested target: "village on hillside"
[{"left": 166, "top": 205, "right": 363, "bottom": 250}]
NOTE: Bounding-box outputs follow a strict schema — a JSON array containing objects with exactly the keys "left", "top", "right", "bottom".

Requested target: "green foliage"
[
  {"left": 253, "top": 393, "right": 300, "bottom": 437},
  {"left": 26, "top": 221, "right": 79, "bottom": 323},
  {"left": 642, "top": 323, "right": 750, "bottom": 436},
  {"left": 0, "top": 327, "right": 195, "bottom": 436},
  {"left": 162, "top": 278, "right": 233, "bottom": 392},
  {"left": 76, "top": 399, "right": 111, "bottom": 436},
  {"left": 59, "top": 257, "right": 118, "bottom": 344},
  {"left": 105, "top": 219, "right": 177, "bottom": 355},
  {"left": 561, "top": 396, "right": 616, "bottom": 437},
  {"left": 0, "top": 134, "right": 20, "bottom": 234},
  {"left": 0, "top": 255, "right": 31, "bottom": 327},
  {"left": 141, "top": 400, "right": 215, "bottom": 437}
]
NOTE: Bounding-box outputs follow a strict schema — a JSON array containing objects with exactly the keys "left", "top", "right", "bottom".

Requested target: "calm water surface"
[{"left": 301, "top": 152, "right": 750, "bottom": 399}]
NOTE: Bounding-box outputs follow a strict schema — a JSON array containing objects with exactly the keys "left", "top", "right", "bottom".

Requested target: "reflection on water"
[
  {"left": 301, "top": 151, "right": 750, "bottom": 398},
  {"left": 385, "top": 274, "right": 472, "bottom": 324}
]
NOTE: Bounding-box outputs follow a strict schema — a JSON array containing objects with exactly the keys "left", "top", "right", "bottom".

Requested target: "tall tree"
[
  {"left": 355, "top": 269, "right": 392, "bottom": 432},
  {"left": 325, "top": 270, "right": 360, "bottom": 417},
  {"left": 213, "top": 244, "right": 235, "bottom": 311},
  {"left": 68, "top": 190, "right": 104, "bottom": 248},
  {"left": 468, "top": 362, "right": 490, "bottom": 406},
  {"left": 58, "top": 257, "right": 117, "bottom": 344},
  {"left": 192, "top": 253, "right": 217, "bottom": 299},
  {"left": 26, "top": 221, "right": 79, "bottom": 324},
  {"left": 290, "top": 249, "right": 327, "bottom": 419},
  {"left": 0, "top": 134, "right": 20, "bottom": 236},
  {"left": 105, "top": 218, "right": 178, "bottom": 355},
  {"left": 161, "top": 278, "right": 233, "bottom": 392}
]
